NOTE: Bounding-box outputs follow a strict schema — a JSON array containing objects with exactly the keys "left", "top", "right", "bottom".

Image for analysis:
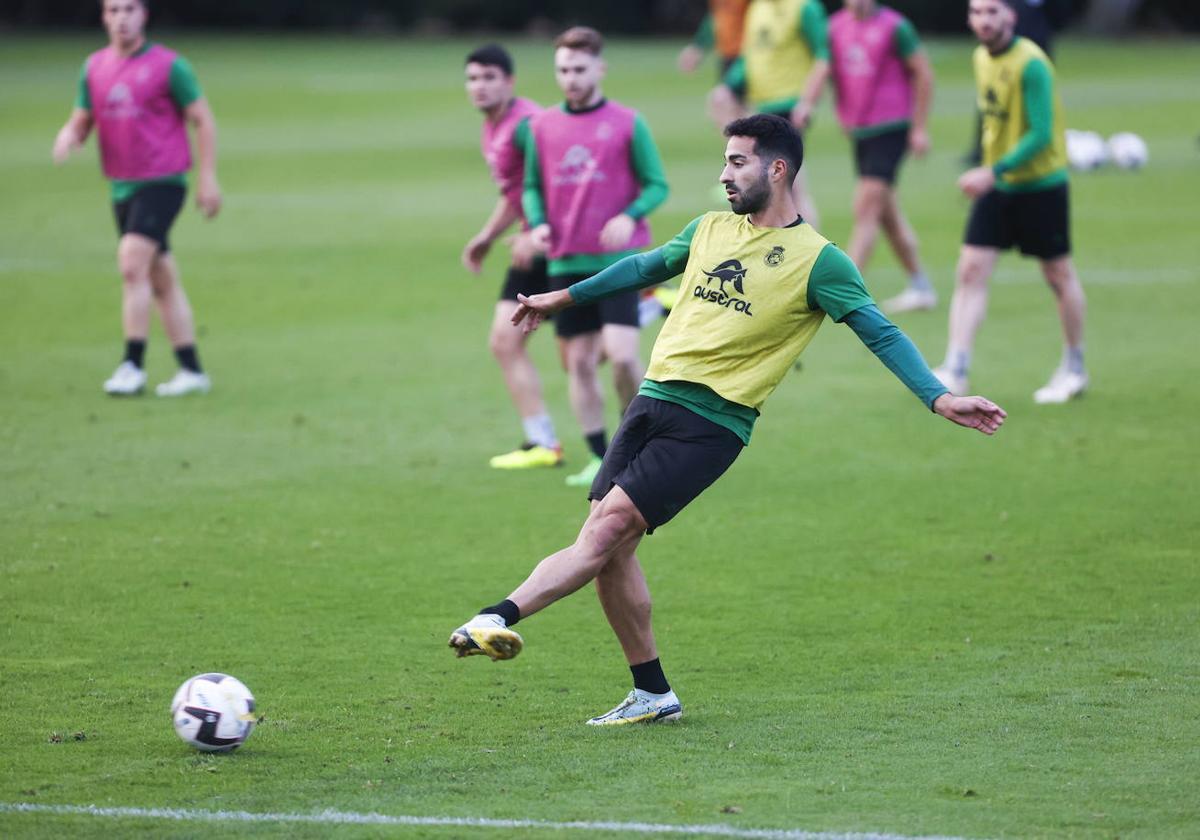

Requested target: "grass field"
[{"left": 2, "top": 32, "right": 1200, "bottom": 839}]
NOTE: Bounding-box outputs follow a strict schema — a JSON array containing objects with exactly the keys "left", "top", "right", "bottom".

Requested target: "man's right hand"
[
  {"left": 528, "top": 224, "right": 552, "bottom": 254},
  {"left": 511, "top": 289, "right": 573, "bottom": 335},
  {"left": 677, "top": 45, "right": 704, "bottom": 74}
]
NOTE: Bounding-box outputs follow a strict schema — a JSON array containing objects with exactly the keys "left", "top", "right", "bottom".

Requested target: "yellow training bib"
[
  {"left": 647, "top": 212, "right": 830, "bottom": 410},
  {"left": 974, "top": 37, "right": 1067, "bottom": 186},
  {"left": 744, "top": 0, "right": 813, "bottom": 106}
]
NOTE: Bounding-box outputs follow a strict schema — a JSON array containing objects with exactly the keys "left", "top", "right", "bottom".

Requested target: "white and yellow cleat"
[
  {"left": 586, "top": 689, "right": 682, "bottom": 726},
  {"left": 489, "top": 444, "right": 564, "bottom": 470},
  {"left": 448, "top": 614, "right": 523, "bottom": 661}
]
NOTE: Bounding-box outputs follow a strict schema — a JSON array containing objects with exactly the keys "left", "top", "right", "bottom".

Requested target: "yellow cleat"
[
  {"left": 448, "top": 614, "right": 523, "bottom": 661},
  {"left": 489, "top": 444, "right": 564, "bottom": 470}
]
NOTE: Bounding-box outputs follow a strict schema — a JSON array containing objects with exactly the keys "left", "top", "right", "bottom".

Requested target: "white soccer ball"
[
  {"left": 171, "top": 672, "right": 256, "bottom": 752},
  {"left": 1107, "top": 132, "right": 1149, "bottom": 170},
  {"left": 1065, "top": 129, "right": 1108, "bottom": 171}
]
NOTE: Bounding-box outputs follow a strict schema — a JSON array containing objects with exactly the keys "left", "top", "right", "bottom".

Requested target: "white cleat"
[
  {"left": 448, "top": 613, "right": 523, "bottom": 661},
  {"left": 931, "top": 365, "right": 968, "bottom": 396},
  {"left": 882, "top": 287, "right": 938, "bottom": 314},
  {"left": 155, "top": 369, "right": 211, "bottom": 397},
  {"left": 586, "top": 689, "right": 683, "bottom": 726},
  {"left": 1034, "top": 368, "right": 1088, "bottom": 404},
  {"left": 103, "top": 361, "right": 147, "bottom": 396}
]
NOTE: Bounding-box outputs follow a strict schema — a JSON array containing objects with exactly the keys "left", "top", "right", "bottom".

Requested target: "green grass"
[{"left": 2, "top": 33, "right": 1200, "bottom": 839}]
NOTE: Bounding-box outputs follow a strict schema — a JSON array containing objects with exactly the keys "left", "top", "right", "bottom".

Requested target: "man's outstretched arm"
[
  {"left": 842, "top": 305, "right": 1006, "bottom": 435},
  {"left": 808, "top": 244, "right": 1007, "bottom": 435}
]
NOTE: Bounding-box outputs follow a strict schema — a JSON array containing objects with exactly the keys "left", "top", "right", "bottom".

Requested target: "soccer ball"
[
  {"left": 1065, "top": 129, "right": 1108, "bottom": 171},
  {"left": 1108, "top": 132, "right": 1149, "bottom": 170},
  {"left": 171, "top": 673, "right": 256, "bottom": 752}
]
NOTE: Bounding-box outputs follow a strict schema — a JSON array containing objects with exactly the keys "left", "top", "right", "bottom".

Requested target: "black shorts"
[
  {"left": 112, "top": 183, "right": 185, "bottom": 252},
  {"left": 854, "top": 126, "right": 908, "bottom": 184},
  {"left": 588, "top": 395, "right": 744, "bottom": 533},
  {"left": 500, "top": 257, "right": 549, "bottom": 302},
  {"left": 550, "top": 273, "right": 639, "bottom": 339},
  {"left": 964, "top": 182, "right": 1071, "bottom": 260}
]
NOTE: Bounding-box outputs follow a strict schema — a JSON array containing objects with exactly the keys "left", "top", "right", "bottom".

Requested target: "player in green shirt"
[
  {"left": 933, "top": 0, "right": 1087, "bottom": 405},
  {"left": 448, "top": 115, "right": 1006, "bottom": 726}
]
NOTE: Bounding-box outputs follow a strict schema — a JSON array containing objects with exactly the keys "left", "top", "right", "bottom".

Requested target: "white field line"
[{"left": 0, "top": 802, "right": 972, "bottom": 840}]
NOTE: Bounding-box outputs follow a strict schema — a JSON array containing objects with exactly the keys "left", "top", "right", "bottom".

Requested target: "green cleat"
[{"left": 565, "top": 455, "right": 602, "bottom": 488}]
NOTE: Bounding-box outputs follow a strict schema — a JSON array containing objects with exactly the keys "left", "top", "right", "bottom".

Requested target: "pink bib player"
[
  {"left": 481, "top": 96, "right": 541, "bottom": 218},
  {"left": 530, "top": 100, "right": 651, "bottom": 261},
  {"left": 85, "top": 44, "right": 192, "bottom": 181},
  {"left": 828, "top": 6, "right": 913, "bottom": 132}
]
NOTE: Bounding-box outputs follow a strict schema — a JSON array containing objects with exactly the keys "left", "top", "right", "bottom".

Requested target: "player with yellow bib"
[
  {"left": 713, "top": 0, "right": 832, "bottom": 228},
  {"left": 933, "top": 0, "right": 1088, "bottom": 405},
  {"left": 448, "top": 115, "right": 1007, "bottom": 727}
]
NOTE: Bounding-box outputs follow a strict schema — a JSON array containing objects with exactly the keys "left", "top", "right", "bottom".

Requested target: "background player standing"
[
  {"left": 934, "top": 0, "right": 1087, "bottom": 404},
  {"left": 711, "top": 0, "right": 832, "bottom": 229},
  {"left": 826, "top": 0, "right": 937, "bottom": 314},
  {"left": 523, "top": 27, "right": 669, "bottom": 488},
  {"left": 462, "top": 45, "right": 563, "bottom": 470},
  {"left": 449, "top": 114, "right": 1006, "bottom": 725},
  {"left": 52, "top": 0, "right": 219, "bottom": 397}
]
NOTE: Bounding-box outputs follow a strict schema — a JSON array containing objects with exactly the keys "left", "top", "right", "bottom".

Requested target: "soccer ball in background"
[
  {"left": 171, "top": 672, "right": 257, "bottom": 752},
  {"left": 1108, "top": 132, "right": 1149, "bottom": 170},
  {"left": 1065, "top": 129, "right": 1108, "bottom": 171}
]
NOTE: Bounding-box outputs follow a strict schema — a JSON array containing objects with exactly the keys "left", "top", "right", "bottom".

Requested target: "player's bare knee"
[{"left": 489, "top": 326, "right": 522, "bottom": 361}]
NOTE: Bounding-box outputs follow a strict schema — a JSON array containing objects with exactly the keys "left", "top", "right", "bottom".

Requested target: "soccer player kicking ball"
[
  {"left": 826, "top": 0, "right": 937, "bottom": 314},
  {"left": 461, "top": 45, "right": 563, "bottom": 470},
  {"left": 933, "top": 0, "right": 1088, "bottom": 404},
  {"left": 52, "top": 0, "right": 220, "bottom": 397},
  {"left": 449, "top": 115, "right": 1006, "bottom": 726}
]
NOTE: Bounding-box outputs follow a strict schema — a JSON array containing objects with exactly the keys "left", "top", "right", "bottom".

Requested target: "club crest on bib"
[{"left": 764, "top": 246, "right": 785, "bottom": 267}]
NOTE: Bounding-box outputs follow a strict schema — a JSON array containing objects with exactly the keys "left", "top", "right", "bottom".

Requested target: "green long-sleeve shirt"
[
  {"left": 568, "top": 217, "right": 948, "bottom": 443},
  {"left": 518, "top": 101, "right": 669, "bottom": 276},
  {"left": 992, "top": 54, "right": 1067, "bottom": 192}
]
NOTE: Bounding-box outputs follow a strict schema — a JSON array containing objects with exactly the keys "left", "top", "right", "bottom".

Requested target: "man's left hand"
[
  {"left": 933, "top": 393, "right": 1007, "bottom": 435},
  {"left": 789, "top": 100, "right": 812, "bottom": 132},
  {"left": 958, "top": 166, "right": 995, "bottom": 199}
]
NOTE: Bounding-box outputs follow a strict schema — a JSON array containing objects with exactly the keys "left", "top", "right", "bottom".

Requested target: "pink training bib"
[
  {"left": 86, "top": 44, "right": 192, "bottom": 180},
  {"left": 829, "top": 6, "right": 914, "bottom": 131},
  {"left": 529, "top": 100, "right": 651, "bottom": 260},
  {"left": 481, "top": 97, "right": 541, "bottom": 219}
]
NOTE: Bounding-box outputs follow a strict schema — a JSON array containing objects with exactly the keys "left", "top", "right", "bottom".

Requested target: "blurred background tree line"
[{"left": 3, "top": 0, "right": 1196, "bottom": 34}]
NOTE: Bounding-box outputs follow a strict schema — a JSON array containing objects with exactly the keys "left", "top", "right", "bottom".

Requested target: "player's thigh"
[
  {"left": 956, "top": 244, "right": 1000, "bottom": 286},
  {"left": 1039, "top": 254, "right": 1078, "bottom": 290},
  {"left": 117, "top": 233, "right": 160, "bottom": 281},
  {"left": 590, "top": 397, "right": 743, "bottom": 534},
  {"left": 599, "top": 323, "right": 640, "bottom": 366},
  {"left": 124, "top": 184, "right": 186, "bottom": 253},
  {"left": 489, "top": 300, "right": 528, "bottom": 352},
  {"left": 963, "top": 188, "right": 1013, "bottom": 254},
  {"left": 1014, "top": 184, "right": 1071, "bottom": 261},
  {"left": 561, "top": 332, "right": 602, "bottom": 377},
  {"left": 853, "top": 176, "right": 891, "bottom": 217}
]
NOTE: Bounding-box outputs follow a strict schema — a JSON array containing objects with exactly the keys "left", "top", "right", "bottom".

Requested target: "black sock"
[
  {"left": 480, "top": 599, "right": 520, "bottom": 627},
  {"left": 124, "top": 339, "right": 146, "bottom": 369},
  {"left": 174, "top": 344, "right": 202, "bottom": 374},
  {"left": 585, "top": 431, "right": 607, "bottom": 459},
  {"left": 630, "top": 657, "right": 670, "bottom": 695}
]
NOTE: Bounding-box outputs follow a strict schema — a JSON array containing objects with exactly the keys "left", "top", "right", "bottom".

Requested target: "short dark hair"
[
  {"left": 465, "top": 43, "right": 514, "bottom": 76},
  {"left": 555, "top": 26, "right": 604, "bottom": 56},
  {"left": 723, "top": 114, "right": 805, "bottom": 182}
]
